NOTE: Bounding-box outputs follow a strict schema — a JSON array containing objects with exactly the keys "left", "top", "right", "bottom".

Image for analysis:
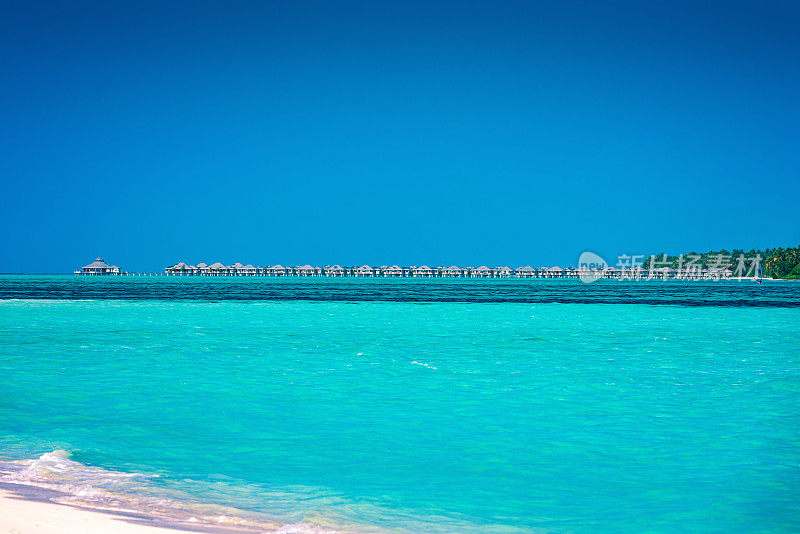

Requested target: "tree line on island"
[{"left": 643, "top": 244, "right": 800, "bottom": 279}]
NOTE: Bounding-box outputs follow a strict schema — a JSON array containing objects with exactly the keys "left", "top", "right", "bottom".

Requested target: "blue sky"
[{"left": 1, "top": 1, "right": 798, "bottom": 272}]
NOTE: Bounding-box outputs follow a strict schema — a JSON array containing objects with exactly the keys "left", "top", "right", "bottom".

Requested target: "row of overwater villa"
[
  {"left": 73, "top": 258, "right": 735, "bottom": 279},
  {"left": 165, "top": 263, "right": 557, "bottom": 277},
  {"left": 161, "top": 262, "right": 734, "bottom": 279}
]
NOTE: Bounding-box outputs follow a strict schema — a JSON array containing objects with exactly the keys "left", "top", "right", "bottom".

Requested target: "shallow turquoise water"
[{"left": 1, "top": 277, "right": 799, "bottom": 532}]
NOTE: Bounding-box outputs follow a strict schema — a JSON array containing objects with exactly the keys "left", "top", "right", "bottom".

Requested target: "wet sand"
[{"left": 0, "top": 483, "right": 264, "bottom": 534}]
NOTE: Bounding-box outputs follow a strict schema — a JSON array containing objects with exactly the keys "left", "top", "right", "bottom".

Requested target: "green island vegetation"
[
  {"left": 764, "top": 245, "right": 800, "bottom": 279},
  {"left": 642, "top": 244, "right": 800, "bottom": 279}
]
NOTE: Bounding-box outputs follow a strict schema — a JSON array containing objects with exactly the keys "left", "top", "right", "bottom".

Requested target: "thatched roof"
[
  {"left": 84, "top": 257, "right": 117, "bottom": 269},
  {"left": 516, "top": 266, "right": 534, "bottom": 272},
  {"left": 208, "top": 262, "right": 226, "bottom": 269},
  {"left": 196, "top": 263, "right": 209, "bottom": 269}
]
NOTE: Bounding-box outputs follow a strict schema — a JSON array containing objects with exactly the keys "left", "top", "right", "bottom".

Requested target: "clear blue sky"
[{"left": 1, "top": 1, "right": 798, "bottom": 272}]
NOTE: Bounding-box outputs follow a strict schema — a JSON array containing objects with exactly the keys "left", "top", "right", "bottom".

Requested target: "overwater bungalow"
[
  {"left": 471, "top": 266, "right": 492, "bottom": 278},
  {"left": 208, "top": 262, "right": 228, "bottom": 276},
  {"left": 383, "top": 265, "right": 406, "bottom": 277},
  {"left": 440, "top": 265, "right": 464, "bottom": 277},
  {"left": 515, "top": 266, "right": 535, "bottom": 278},
  {"left": 151, "top": 260, "right": 701, "bottom": 280},
  {"left": 76, "top": 257, "right": 121, "bottom": 275},
  {"left": 295, "top": 265, "right": 320, "bottom": 276},
  {"left": 325, "top": 265, "right": 345, "bottom": 277},
  {"left": 700, "top": 268, "right": 728, "bottom": 280},
  {"left": 496, "top": 266, "right": 513, "bottom": 278},
  {"left": 266, "top": 265, "right": 287, "bottom": 276},
  {"left": 646, "top": 266, "right": 671, "bottom": 280},
  {"left": 413, "top": 265, "right": 434, "bottom": 278},
  {"left": 165, "top": 262, "right": 192, "bottom": 275},
  {"left": 355, "top": 265, "right": 375, "bottom": 277},
  {"left": 601, "top": 267, "right": 617, "bottom": 279}
]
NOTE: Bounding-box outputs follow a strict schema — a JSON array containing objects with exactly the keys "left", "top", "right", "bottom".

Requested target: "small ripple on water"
[{"left": 0, "top": 276, "right": 798, "bottom": 307}]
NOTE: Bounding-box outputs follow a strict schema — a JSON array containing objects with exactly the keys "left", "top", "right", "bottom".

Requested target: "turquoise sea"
[{"left": 1, "top": 276, "right": 799, "bottom": 533}]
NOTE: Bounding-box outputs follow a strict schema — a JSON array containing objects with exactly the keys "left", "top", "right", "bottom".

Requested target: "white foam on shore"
[
  {"left": 0, "top": 450, "right": 341, "bottom": 533},
  {"left": 0, "top": 450, "right": 501, "bottom": 534}
]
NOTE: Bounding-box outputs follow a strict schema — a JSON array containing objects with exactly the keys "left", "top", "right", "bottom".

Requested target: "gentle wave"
[
  {"left": 0, "top": 450, "right": 517, "bottom": 534},
  {"left": 0, "top": 450, "right": 337, "bottom": 533}
]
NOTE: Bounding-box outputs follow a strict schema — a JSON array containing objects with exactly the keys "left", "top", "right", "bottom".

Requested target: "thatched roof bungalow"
[
  {"left": 77, "top": 257, "right": 120, "bottom": 275},
  {"left": 383, "top": 265, "right": 405, "bottom": 277},
  {"left": 207, "top": 262, "right": 228, "bottom": 276},
  {"left": 515, "top": 266, "right": 535, "bottom": 278},
  {"left": 325, "top": 265, "right": 344, "bottom": 277},
  {"left": 295, "top": 264, "right": 320, "bottom": 276},
  {"left": 413, "top": 265, "right": 434, "bottom": 277},
  {"left": 355, "top": 265, "right": 375, "bottom": 277},
  {"left": 546, "top": 266, "right": 563, "bottom": 278},
  {"left": 496, "top": 266, "right": 512, "bottom": 278},
  {"left": 440, "top": 265, "right": 464, "bottom": 277},
  {"left": 167, "top": 262, "right": 201, "bottom": 275},
  {"left": 645, "top": 266, "right": 672, "bottom": 280},
  {"left": 195, "top": 263, "right": 210, "bottom": 276},
  {"left": 266, "top": 265, "right": 287, "bottom": 276},
  {"left": 471, "top": 266, "right": 492, "bottom": 278}
]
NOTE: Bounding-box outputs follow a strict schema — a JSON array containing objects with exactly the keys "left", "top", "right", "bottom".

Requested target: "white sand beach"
[{"left": 0, "top": 485, "right": 265, "bottom": 534}]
